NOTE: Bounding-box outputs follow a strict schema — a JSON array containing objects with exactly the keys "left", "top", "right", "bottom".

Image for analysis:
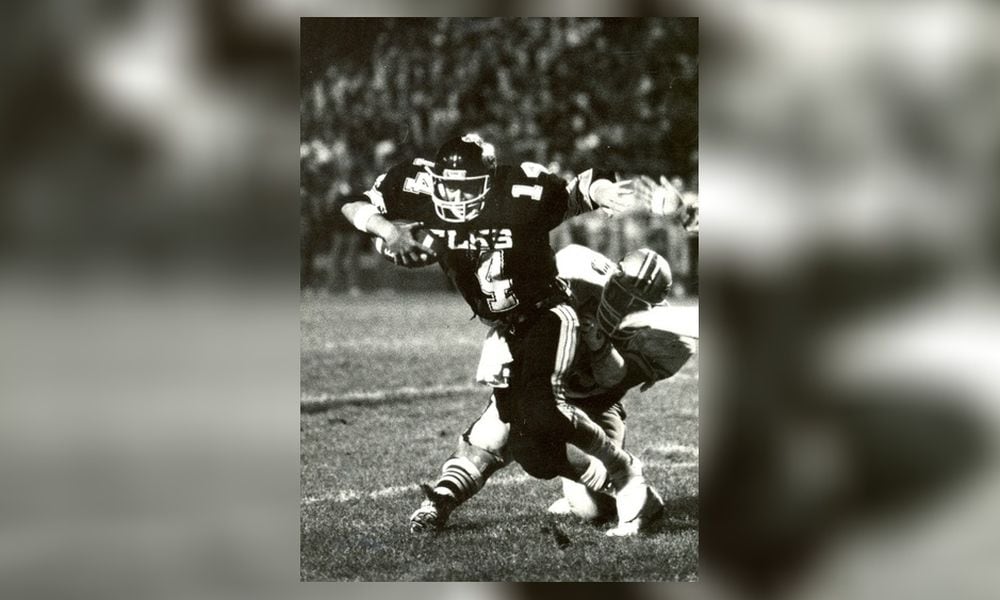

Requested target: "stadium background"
[{"left": 299, "top": 17, "right": 698, "bottom": 294}]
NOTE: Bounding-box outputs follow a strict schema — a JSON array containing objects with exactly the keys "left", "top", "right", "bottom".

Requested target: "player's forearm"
[
  {"left": 587, "top": 178, "right": 616, "bottom": 205},
  {"left": 341, "top": 201, "right": 394, "bottom": 238},
  {"left": 588, "top": 339, "right": 627, "bottom": 388},
  {"left": 566, "top": 168, "right": 619, "bottom": 218}
]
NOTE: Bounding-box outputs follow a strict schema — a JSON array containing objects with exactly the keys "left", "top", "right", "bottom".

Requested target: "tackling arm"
[
  {"left": 581, "top": 319, "right": 628, "bottom": 388},
  {"left": 568, "top": 169, "right": 700, "bottom": 227}
]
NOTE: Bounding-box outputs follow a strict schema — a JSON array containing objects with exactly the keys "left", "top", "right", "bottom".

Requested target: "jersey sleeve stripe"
[{"left": 549, "top": 304, "right": 579, "bottom": 402}]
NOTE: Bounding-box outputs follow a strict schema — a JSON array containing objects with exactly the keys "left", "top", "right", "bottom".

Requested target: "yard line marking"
[
  {"left": 301, "top": 460, "right": 698, "bottom": 506},
  {"left": 300, "top": 472, "right": 532, "bottom": 506},
  {"left": 649, "top": 443, "right": 699, "bottom": 458},
  {"left": 302, "top": 376, "right": 699, "bottom": 413},
  {"left": 313, "top": 338, "right": 481, "bottom": 351},
  {"left": 301, "top": 384, "right": 481, "bottom": 412},
  {"left": 671, "top": 372, "right": 698, "bottom": 381}
]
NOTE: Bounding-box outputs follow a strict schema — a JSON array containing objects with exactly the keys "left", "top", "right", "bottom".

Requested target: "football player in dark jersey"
[
  {"left": 342, "top": 134, "right": 651, "bottom": 532},
  {"left": 408, "top": 245, "right": 697, "bottom": 536}
]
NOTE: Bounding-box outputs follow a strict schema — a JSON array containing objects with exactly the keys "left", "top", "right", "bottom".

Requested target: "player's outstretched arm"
[
  {"left": 560, "top": 168, "right": 636, "bottom": 222},
  {"left": 588, "top": 177, "right": 636, "bottom": 216},
  {"left": 341, "top": 200, "right": 432, "bottom": 267}
]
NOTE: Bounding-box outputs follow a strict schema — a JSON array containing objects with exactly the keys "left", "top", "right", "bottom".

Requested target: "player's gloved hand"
[
  {"left": 589, "top": 178, "right": 636, "bottom": 216},
  {"left": 383, "top": 221, "right": 435, "bottom": 267}
]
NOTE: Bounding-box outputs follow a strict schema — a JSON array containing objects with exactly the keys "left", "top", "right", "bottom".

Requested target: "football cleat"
[
  {"left": 551, "top": 478, "right": 617, "bottom": 522},
  {"left": 606, "top": 485, "right": 664, "bottom": 537},
  {"left": 609, "top": 455, "right": 654, "bottom": 527},
  {"left": 409, "top": 484, "right": 457, "bottom": 533},
  {"left": 547, "top": 497, "right": 573, "bottom": 516}
]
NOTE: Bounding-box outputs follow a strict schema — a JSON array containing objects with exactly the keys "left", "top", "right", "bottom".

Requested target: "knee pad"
[
  {"left": 465, "top": 395, "right": 510, "bottom": 455},
  {"left": 451, "top": 435, "right": 507, "bottom": 483}
]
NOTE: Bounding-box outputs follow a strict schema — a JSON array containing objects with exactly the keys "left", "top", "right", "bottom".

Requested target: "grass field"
[{"left": 300, "top": 290, "right": 699, "bottom": 581}]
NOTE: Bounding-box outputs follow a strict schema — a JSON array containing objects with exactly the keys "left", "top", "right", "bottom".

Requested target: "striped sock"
[{"left": 433, "top": 456, "right": 483, "bottom": 503}]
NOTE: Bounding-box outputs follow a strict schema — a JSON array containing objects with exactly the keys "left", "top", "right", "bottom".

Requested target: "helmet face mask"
[
  {"left": 596, "top": 277, "right": 656, "bottom": 338},
  {"left": 426, "top": 169, "right": 491, "bottom": 222},
  {"left": 429, "top": 134, "right": 496, "bottom": 223},
  {"left": 595, "top": 249, "right": 673, "bottom": 338}
]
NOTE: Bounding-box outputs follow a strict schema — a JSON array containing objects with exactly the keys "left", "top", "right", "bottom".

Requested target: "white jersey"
[{"left": 555, "top": 245, "right": 697, "bottom": 397}]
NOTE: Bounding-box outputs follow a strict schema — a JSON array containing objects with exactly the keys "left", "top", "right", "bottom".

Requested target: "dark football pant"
[{"left": 495, "top": 305, "right": 588, "bottom": 479}]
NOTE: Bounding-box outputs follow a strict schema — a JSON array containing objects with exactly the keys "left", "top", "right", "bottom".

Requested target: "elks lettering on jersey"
[{"left": 427, "top": 227, "right": 514, "bottom": 251}]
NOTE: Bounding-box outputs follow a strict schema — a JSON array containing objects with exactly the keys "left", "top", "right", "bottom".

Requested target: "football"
[{"left": 373, "top": 221, "right": 447, "bottom": 268}]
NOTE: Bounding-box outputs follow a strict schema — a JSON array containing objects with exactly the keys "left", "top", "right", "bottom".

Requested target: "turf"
[{"left": 300, "top": 290, "right": 698, "bottom": 581}]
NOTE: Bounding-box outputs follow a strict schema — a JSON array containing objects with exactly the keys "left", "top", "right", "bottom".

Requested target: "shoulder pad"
[
  {"left": 384, "top": 158, "right": 435, "bottom": 194},
  {"left": 519, "top": 162, "right": 551, "bottom": 178}
]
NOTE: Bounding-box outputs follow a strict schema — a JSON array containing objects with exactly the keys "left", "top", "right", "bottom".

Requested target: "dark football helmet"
[{"left": 426, "top": 133, "right": 497, "bottom": 222}]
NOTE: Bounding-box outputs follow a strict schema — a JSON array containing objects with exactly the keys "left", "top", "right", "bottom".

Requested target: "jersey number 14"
[{"left": 477, "top": 251, "right": 519, "bottom": 312}]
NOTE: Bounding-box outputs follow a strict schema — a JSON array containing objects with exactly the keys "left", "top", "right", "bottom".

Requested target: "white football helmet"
[{"left": 595, "top": 248, "right": 672, "bottom": 338}]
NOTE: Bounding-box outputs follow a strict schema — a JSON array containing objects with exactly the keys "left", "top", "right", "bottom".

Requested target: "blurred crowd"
[{"left": 300, "top": 17, "right": 698, "bottom": 294}]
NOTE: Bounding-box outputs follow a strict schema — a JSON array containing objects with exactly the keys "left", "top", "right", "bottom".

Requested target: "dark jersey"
[{"left": 365, "top": 158, "right": 613, "bottom": 320}]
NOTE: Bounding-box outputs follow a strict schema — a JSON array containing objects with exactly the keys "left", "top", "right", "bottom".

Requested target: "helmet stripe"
[
  {"left": 636, "top": 252, "right": 655, "bottom": 292},
  {"left": 644, "top": 262, "right": 661, "bottom": 294}
]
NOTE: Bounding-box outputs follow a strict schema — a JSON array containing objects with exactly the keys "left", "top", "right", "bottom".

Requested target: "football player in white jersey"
[{"left": 410, "top": 244, "right": 697, "bottom": 536}]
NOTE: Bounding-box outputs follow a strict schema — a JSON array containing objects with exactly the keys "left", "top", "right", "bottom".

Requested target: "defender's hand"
[
  {"left": 383, "top": 222, "right": 434, "bottom": 267},
  {"left": 581, "top": 317, "right": 626, "bottom": 387},
  {"left": 580, "top": 316, "right": 609, "bottom": 351}
]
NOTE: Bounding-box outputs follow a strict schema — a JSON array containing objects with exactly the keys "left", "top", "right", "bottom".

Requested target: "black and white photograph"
[
  {"left": 300, "top": 17, "right": 699, "bottom": 581},
  {"left": 7, "top": 1, "right": 1000, "bottom": 597}
]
